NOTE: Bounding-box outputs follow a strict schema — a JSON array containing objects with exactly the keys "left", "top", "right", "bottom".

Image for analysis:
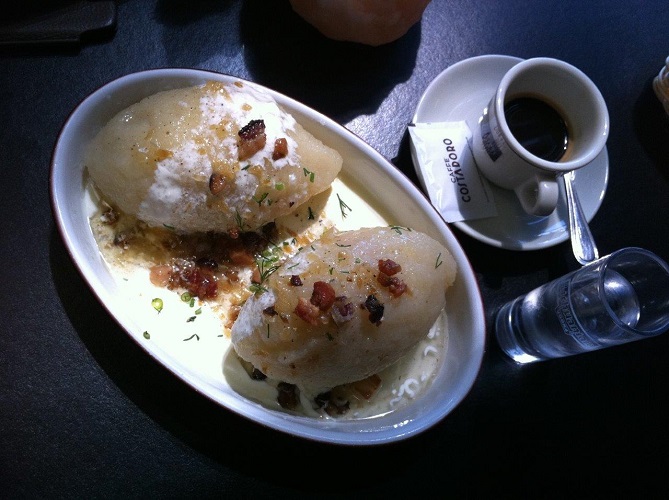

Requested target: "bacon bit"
[
  {"left": 325, "top": 399, "right": 350, "bottom": 416},
  {"left": 378, "top": 259, "right": 402, "bottom": 276},
  {"left": 332, "top": 297, "right": 354, "bottom": 324},
  {"left": 149, "top": 265, "right": 172, "bottom": 287},
  {"left": 315, "top": 390, "right": 350, "bottom": 416},
  {"left": 263, "top": 306, "right": 277, "bottom": 316},
  {"left": 314, "top": 391, "right": 330, "bottom": 408},
  {"left": 182, "top": 267, "right": 218, "bottom": 299},
  {"left": 209, "top": 173, "right": 226, "bottom": 195},
  {"left": 165, "top": 260, "right": 218, "bottom": 299},
  {"left": 295, "top": 297, "right": 320, "bottom": 325},
  {"left": 364, "top": 294, "right": 384, "bottom": 325},
  {"left": 310, "top": 281, "right": 336, "bottom": 311},
  {"left": 154, "top": 148, "right": 173, "bottom": 161},
  {"left": 238, "top": 356, "right": 267, "bottom": 380},
  {"left": 238, "top": 119, "right": 266, "bottom": 160},
  {"left": 195, "top": 256, "right": 218, "bottom": 270},
  {"left": 336, "top": 301, "right": 354, "bottom": 317},
  {"left": 228, "top": 227, "right": 240, "bottom": 239},
  {"left": 261, "top": 222, "right": 277, "bottom": 239},
  {"left": 272, "top": 137, "right": 288, "bottom": 160},
  {"left": 239, "top": 119, "right": 265, "bottom": 140},
  {"left": 290, "top": 275, "right": 303, "bottom": 286},
  {"left": 377, "top": 273, "right": 408, "bottom": 297},
  {"left": 350, "top": 374, "right": 382, "bottom": 400},
  {"left": 376, "top": 273, "right": 392, "bottom": 287},
  {"left": 113, "top": 232, "right": 130, "bottom": 249},
  {"left": 100, "top": 206, "right": 119, "bottom": 225},
  {"left": 388, "top": 280, "right": 407, "bottom": 297},
  {"left": 228, "top": 248, "right": 255, "bottom": 266},
  {"left": 277, "top": 382, "right": 300, "bottom": 410}
]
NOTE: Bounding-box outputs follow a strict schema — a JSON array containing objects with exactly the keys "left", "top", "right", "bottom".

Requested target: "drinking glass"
[{"left": 495, "top": 247, "right": 669, "bottom": 363}]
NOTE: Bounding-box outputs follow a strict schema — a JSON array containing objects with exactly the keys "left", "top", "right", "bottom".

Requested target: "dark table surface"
[{"left": 2, "top": 0, "right": 669, "bottom": 497}]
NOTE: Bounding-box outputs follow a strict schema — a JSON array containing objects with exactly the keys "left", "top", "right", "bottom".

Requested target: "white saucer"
[{"left": 411, "top": 55, "right": 609, "bottom": 251}]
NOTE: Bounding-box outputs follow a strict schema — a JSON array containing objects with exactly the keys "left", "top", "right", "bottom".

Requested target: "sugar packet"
[{"left": 409, "top": 121, "right": 497, "bottom": 223}]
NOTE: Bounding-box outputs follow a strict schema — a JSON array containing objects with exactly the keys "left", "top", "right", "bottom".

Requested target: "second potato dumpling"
[{"left": 231, "top": 226, "right": 457, "bottom": 390}]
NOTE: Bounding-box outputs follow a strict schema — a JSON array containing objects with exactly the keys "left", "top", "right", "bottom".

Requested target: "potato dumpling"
[
  {"left": 85, "top": 81, "right": 342, "bottom": 234},
  {"left": 231, "top": 226, "right": 456, "bottom": 390}
]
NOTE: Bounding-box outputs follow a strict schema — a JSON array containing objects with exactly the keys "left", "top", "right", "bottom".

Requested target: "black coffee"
[{"left": 504, "top": 96, "right": 569, "bottom": 162}]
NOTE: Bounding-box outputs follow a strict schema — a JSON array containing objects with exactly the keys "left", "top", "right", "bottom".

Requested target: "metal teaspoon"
[{"left": 563, "top": 170, "right": 599, "bottom": 265}]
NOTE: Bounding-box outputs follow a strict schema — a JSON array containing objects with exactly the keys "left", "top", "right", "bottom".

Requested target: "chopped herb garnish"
[
  {"left": 235, "top": 209, "right": 246, "bottom": 231},
  {"left": 151, "top": 298, "right": 163, "bottom": 313},
  {"left": 249, "top": 283, "right": 268, "bottom": 294},
  {"left": 390, "top": 225, "right": 412, "bottom": 235},
  {"left": 163, "top": 224, "right": 175, "bottom": 230},
  {"left": 337, "top": 193, "right": 352, "bottom": 219},
  {"left": 180, "top": 292, "right": 192, "bottom": 303},
  {"left": 303, "top": 167, "right": 315, "bottom": 182},
  {"left": 326, "top": 332, "right": 334, "bottom": 341},
  {"left": 435, "top": 252, "right": 443, "bottom": 268},
  {"left": 143, "top": 331, "right": 150, "bottom": 339},
  {"left": 253, "top": 192, "right": 269, "bottom": 207},
  {"left": 183, "top": 334, "right": 200, "bottom": 341},
  {"left": 254, "top": 252, "right": 281, "bottom": 287},
  {"left": 187, "top": 316, "right": 196, "bottom": 323},
  {"left": 267, "top": 324, "right": 270, "bottom": 338},
  {"left": 195, "top": 308, "right": 202, "bottom": 315},
  {"left": 255, "top": 270, "right": 276, "bottom": 286},
  {"left": 275, "top": 182, "right": 285, "bottom": 190},
  {"left": 307, "top": 206, "right": 315, "bottom": 220},
  {"left": 335, "top": 243, "right": 351, "bottom": 247}
]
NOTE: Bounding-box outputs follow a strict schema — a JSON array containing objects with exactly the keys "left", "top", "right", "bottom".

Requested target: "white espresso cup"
[{"left": 471, "top": 57, "right": 609, "bottom": 216}]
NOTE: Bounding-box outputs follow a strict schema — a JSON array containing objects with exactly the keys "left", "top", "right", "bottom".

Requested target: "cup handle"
[{"left": 514, "top": 175, "right": 559, "bottom": 216}]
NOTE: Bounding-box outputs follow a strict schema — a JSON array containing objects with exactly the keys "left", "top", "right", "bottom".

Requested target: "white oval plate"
[{"left": 50, "top": 69, "right": 486, "bottom": 445}]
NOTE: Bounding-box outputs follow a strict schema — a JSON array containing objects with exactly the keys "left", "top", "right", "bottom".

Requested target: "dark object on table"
[{"left": 0, "top": 1, "right": 117, "bottom": 46}]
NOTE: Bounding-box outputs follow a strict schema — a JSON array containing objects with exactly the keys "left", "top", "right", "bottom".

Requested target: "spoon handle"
[{"left": 564, "top": 171, "right": 599, "bottom": 265}]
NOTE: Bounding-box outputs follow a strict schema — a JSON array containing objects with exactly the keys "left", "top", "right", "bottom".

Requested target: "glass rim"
[{"left": 598, "top": 247, "right": 669, "bottom": 336}]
